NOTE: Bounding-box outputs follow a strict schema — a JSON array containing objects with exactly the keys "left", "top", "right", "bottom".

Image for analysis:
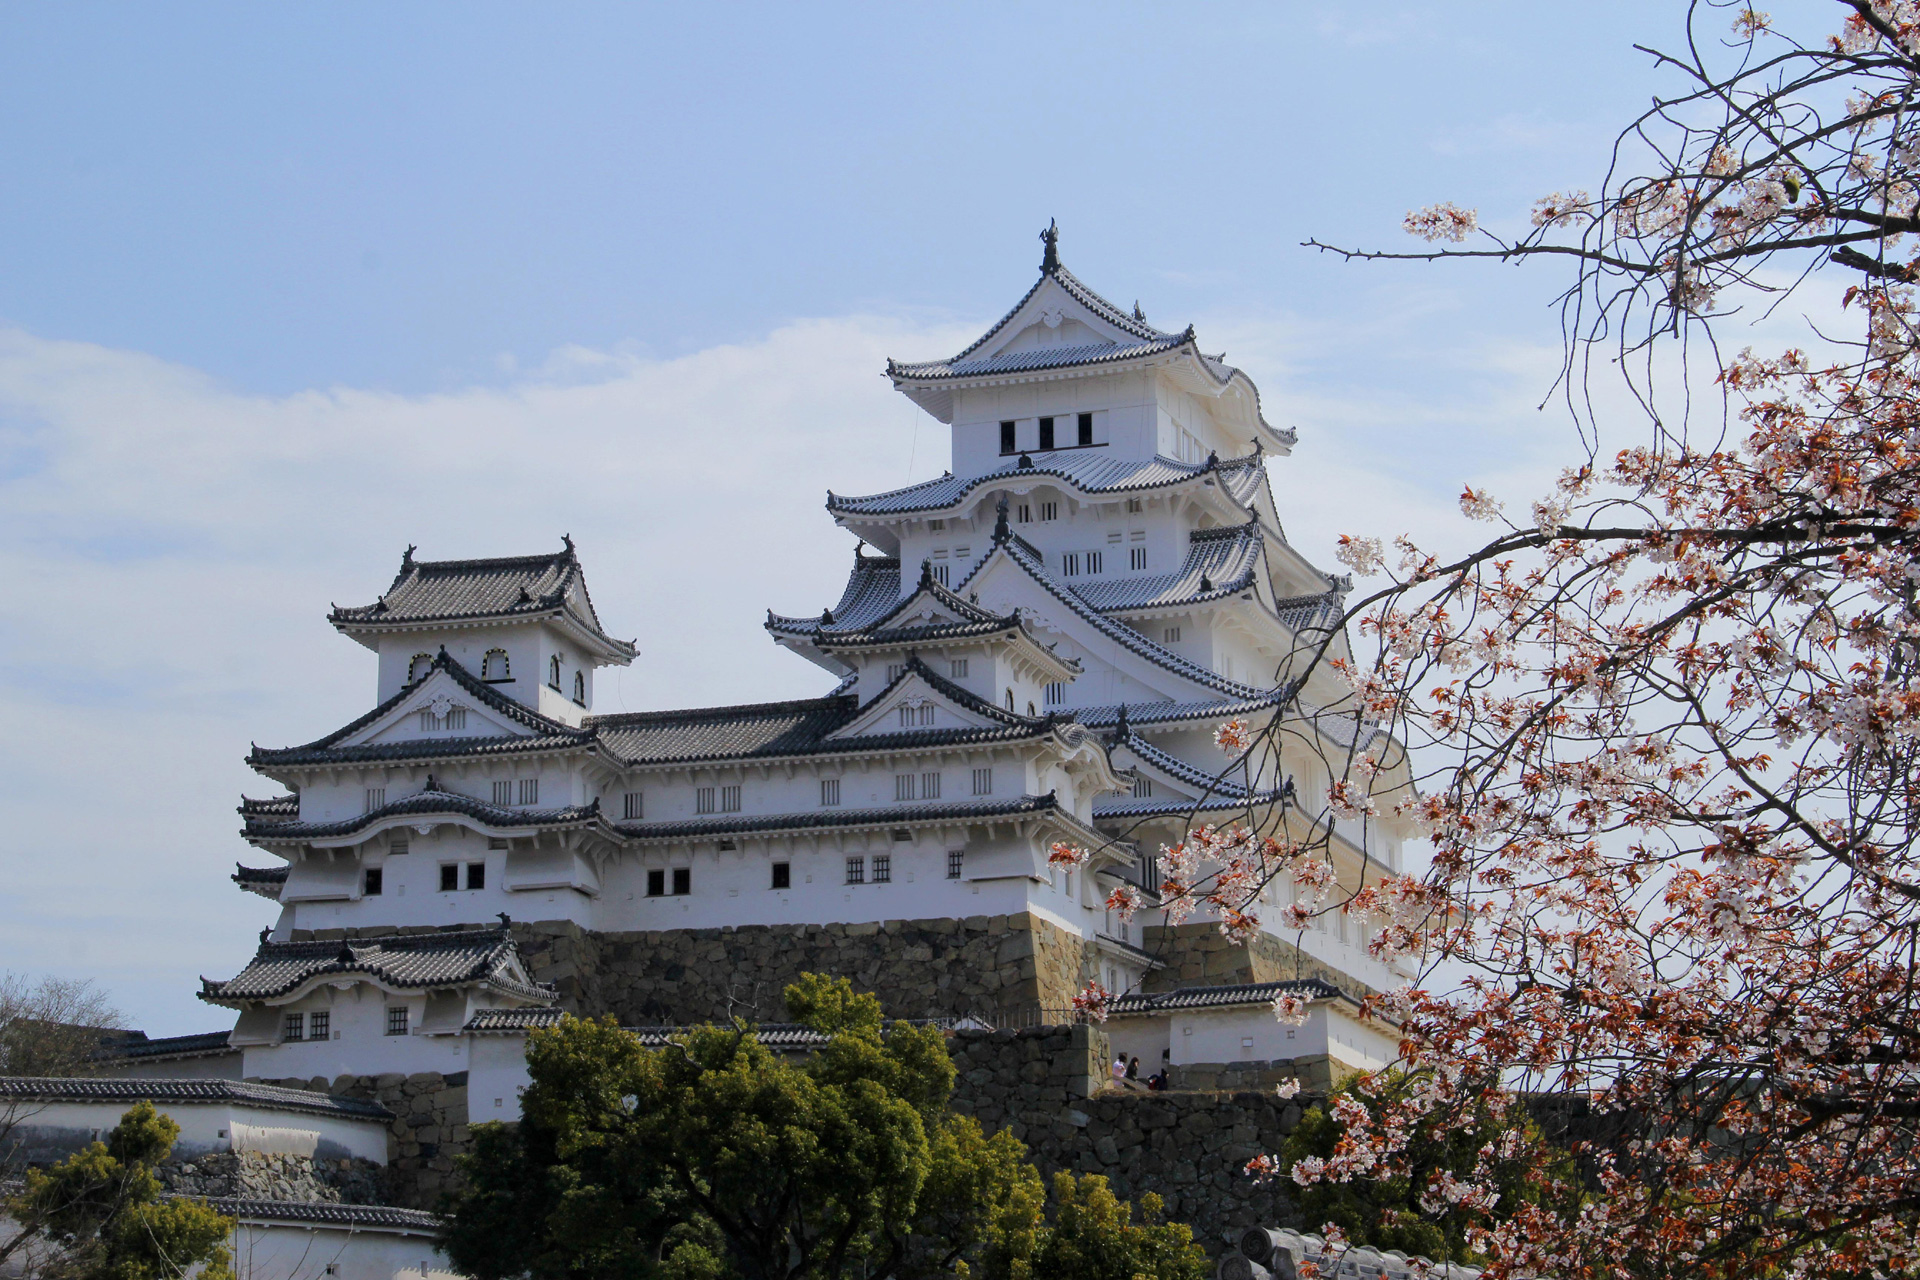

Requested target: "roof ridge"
[
  {"left": 827, "top": 449, "right": 1266, "bottom": 519},
  {"left": 585, "top": 692, "right": 856, "bottom": 728}
]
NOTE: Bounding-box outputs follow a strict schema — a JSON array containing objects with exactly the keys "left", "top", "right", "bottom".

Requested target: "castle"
[{"left": 145, "top": 226, "right": 1408, "bottom": 1108}]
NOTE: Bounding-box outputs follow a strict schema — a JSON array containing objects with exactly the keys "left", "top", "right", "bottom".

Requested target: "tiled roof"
[
  {"left": 329, "top": 540, "right": 635, "bottom": 660},
  {"left": 591, "top": 696, "right": 859, "bottom": 764},
  {"left": 1074, "top": 694, "right": 1286, "bottom": 731},
  {"left": 249, "top": 649, "right": 593, "bottom": 770},
  {"left": 1238, "top": 1229, "right": 1478, "bottom": 1280},
  {"left": 825, "top": 450, "right": 1267, "bottom": 518},
  {"left": 1115, "top": 732, "right": 1285, "bottom": 806},
  {"left": 615, "top": 791, "right": 1100, "bottom": 844},
  {"left": 889, "top": 332, "right": 1196, "bottom": 381},
  {"left": 1107, "top": 978, "right": 1346, "bottom": 1016},
  {"left": 242, "top": 787, "right": 603, "bottom": 843},
  {"left": 969, "top": 536, "right": 1273, "bottom": 702},
  {"left": 0, "top": 1077, "right": 391, "bottom": 1120},
  {"left": 1273, "top": 590, "right": 1346, "bottom": 636},
  {"left": 238, "top": 795, "right": 297, "bottom": 822},
  {"left": 463, "top": 1006, "right": 567, "bottom": 1033},
  {"left": 1072, "top": 521, "right": 1267, "bottom": 613},
  {"left": 95, "top": 1030, "right": 235, "bottom": 1062},
  {"left": 200, "top": 926, "right": 557, "bottom": 1007},
  {"left": 205, "top": 1198, "right": 441, "bottom": 1233},
  {"left": 630, "top": 1022, "right": 831, "bottom": 1049},
  {"left": 232, "top": 865, "right": 288, "bottom": 899}
]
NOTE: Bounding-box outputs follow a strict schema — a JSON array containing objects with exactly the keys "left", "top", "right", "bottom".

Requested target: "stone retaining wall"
[
  {"left": 1141, "top": 923, "right": 1377, "bottom": 999},
  {"left": 159, "top": 1150, "right": 384, "bottom": 1204},
  {"left": 946, "top": 1027, "right": 1310, "bottom": 1254},
  {"left": 255, "top": 1071, "right": 468, "bottom": 1210}
]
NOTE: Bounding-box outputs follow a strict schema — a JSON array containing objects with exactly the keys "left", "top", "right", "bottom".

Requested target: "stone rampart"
[
  {"left": 1141, "top": 923, "right": 1377, "bottom": 999},
  {"left": 255, "top": 1070, "right": 468, "bottom": 1210},
  {"left": 159, "top": 1150, "right": 385, "bottom": 1204}
]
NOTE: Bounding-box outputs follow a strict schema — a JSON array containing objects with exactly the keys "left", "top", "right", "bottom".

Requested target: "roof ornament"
[
  {"left": 1200, "top": 575, "right": 1213, "bottom": 592},
  {"left": 993, "top": 495, "right": 1011, "bottom": 543},
  {"left": 497, "top": 912, "right": 512, "bottom": 929},
  {"left": 335, "top": 941, "right": 358, "bottom": 965},
  {"left": 561, "top": 533, "right": 575, "bottom": 557},
  {"left": 1115, "top": 703, "right": 1129, "bottom": 736},
  {"left": 401, "top": 544, "right": 417, "bottom": 570},
  {"left": 1017, "top": 453, "right": 1033, "bottom": 469},
  {"left": 1132, "top": 301, "right": 1146, "bottom": 323},
  {"left": 820, "top": 607, "right": 835, "bottom": 625},
  {"left": 259, "top": 925, "right": 271, "bottom": 944},
  {"left": 1040, "top": 218, "right": 1060, "bottom": 274},
  {"left": 1205, "top": 450, "right": 1219, "bottom": 469},
  {"left": 920, "top": 559, "right": 935, "bottom": 589}
]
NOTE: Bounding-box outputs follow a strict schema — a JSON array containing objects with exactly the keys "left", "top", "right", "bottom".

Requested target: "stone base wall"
[
  {"left": 507, "top": 913, "right": 1101, "bottom": 1024},
  {"left": 1141, "top": 924, "right": 1376, "bottom": 999},
  {"left": 159, "top": 1150, "right": 384, "bottom": 1204},
  {"left": 945, "top": 1028, "right": 1309, "bottom": 1255},
  {"left": 255, "top": 1071, "right": 469, "bottom": 1210},
  {"left": 1166, "top": 1056, "right": 1335, "bottom": 1094}
]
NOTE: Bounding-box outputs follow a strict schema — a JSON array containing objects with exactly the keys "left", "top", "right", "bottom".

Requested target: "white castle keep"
[{"left": 179, "top": 226, "right": 1410, "bottom": 1101}]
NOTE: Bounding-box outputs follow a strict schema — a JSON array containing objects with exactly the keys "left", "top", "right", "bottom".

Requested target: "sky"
[{"left": 0, "top": 0, "right": 1747, "bottom": 1033}]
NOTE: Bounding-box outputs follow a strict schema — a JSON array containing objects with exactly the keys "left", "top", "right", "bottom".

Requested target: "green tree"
[
  {"left": 440, "top": 974, "right": 1046, "bottom": 1280},
  {"left": 1277, "top": 1071, "right": 1574, "bottom": 1264},
  {"left": 979, "top": 1172, "right": 1208, "bottom": 1280},
  {"left": 1, "top": 1100, "right": 235, "bottom": 1280}
]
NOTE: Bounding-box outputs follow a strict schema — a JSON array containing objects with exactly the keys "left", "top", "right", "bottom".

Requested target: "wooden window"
[
  {"left": 672, "top": 868, "right": 690, "bottom": 896},
  {"left": 482, "top": 648, "right": 511, "bottom": 681},
  {"left": 647, "top": 869, "right": 665, "bottom": 897},
  {"left": 895, "top": 774, "right": 915, "bottom": 801},
  {"left": 696, "top": 787, "right": 716, "bottom": 814},
  {"left": 1038, "top": 416, "right": 1055, "bottom": 450},
  {"left": 466, "top": 862, "right": 485, "bottom": 890},
  {"left": 492, "top": 780, "right": 512, "bottom": 806},
  {"left": 972, "top": 767, "right": 991, "bottom": 795},
  {"left": 947, "top": 850, "right": 963, "bottom": 879},
  {"left": 1126, "top": 498, "right": 1143, "bottom": 513},
  {"left": 1086, "top": 550, "right": 1103, "bottom": 574},
  {"left": 440, "top": 864, "right": 459, "bottom": 891},
  {"left": 572, "top": 672, "right": 587, "bottom": 706},
  {"left": 949, "top": 659, "right": 968, "bottom": 678},
  {"left": 1163, "top": 626, "right": 1182, "bottom": 643},
  {"left": 548, "top": 655, "right": 562, "bottom": 690},
  {"left": 1133, "top": 777, "right": 1154, "bottom": 799},
  {"left": 1000, "top": 420, "right": 1016, "bottom": 454},
  {"left": 386, "top": 1006, "right": 409, "bottom": 1036},
  {"left": 388, "top": 832, "right": 408, "bottom": 855},
  {"left": 892, "top": 827, "right": 912, "bottom": 841},
  {"left": 365, "top": 788, "right": 386, "bottom": 813},
  {"left": 363, "top": 867, "right": 383, "bottom": 896},
  {"left": 820, "top": 778, "right": 841, "bottom": 807},
  {"left": 920, "top": 771, "right": 940, "bottom": 799},
  {"left": 283, "top": 1012, "right": 304, "bottom": 1042},
  {"left": 1130, "top": 547, "right": 1148, "bottom": 570},
  {"left": 872, "top": 854, "right": 891, "bottom": 883},
  {"left": 1077, "top": 412, "right": 1093, "bottom": 446},
  {"left": 1045, "top": 682, "right": 1066, "bottom": 707},
  {"left": 408, "top": 653, "right": 433, "bottom": 684},
  {"left": 623, "top": 792, "right": 643, "bottom": 820},
  {"left": 720, "top": 785, "right": 741, "bottom": 813},
  {"left": 518, "top": 778, "right": 538, "bottom": 806},
  {"left": 308, "top": 1011, "right": 329, "bottom": 1040},
  {"left": 1062, "top": 552, "right": 1081, "bottom": 577},
  {"left": 845, "top": 856, "right": 865, "bottom": 884},
  {"left": 930, "top": 562, "right": 949, "bottom": 586},
  {"left": 1040, "top": 501, "right": 1058, "bottom": 521},
  {"left": 1016, "top": 503, "right": 1031, "bottom": 523}
]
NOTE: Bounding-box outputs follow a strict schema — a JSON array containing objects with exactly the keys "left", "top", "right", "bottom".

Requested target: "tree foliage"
[
  {"left": 977, "top": 1172, "right": 1208, "bottom": 1280},
  {"left": 442, "top": 974, "right": 1190, "bottom": 1280},
  {"left": 1, "top": 1101, "right": 235, "bottom": 1280},
  {"left": 0, "top": 972, "right": 121, "bottom": 1078}
]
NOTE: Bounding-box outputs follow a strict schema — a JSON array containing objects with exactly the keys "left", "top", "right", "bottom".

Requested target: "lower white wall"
[
  {"left": 229, "top": 1221, "right": 458, "bottom": 1280},
  {"left": 468, "top": 1034, "right": 534, "bottom": 1122},
  {"left": 1, "top": 1100, "right": 387, "bottom": 1167}
]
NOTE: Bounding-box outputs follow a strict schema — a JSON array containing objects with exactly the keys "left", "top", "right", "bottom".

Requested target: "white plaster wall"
[
  {"left": 949, "top": 371, "right": 1158, "bottom": 478},
  {"left": 1165, "top": 1003, "right": 1398, "bottom": 1079},
  {"left": 1104, "top": 1017, "right": 1173, "bottom": 1073},
  {"left": 228, "top": 1221, "right": 457, "bottom": 1280},
  {"left": 2, "top": 1100, "right": 386, "bottom": 1165},
  {"left": 468, "top": 1034, "right": 534, "bottom": 1122},
  {"left": 239, "top": 986, "right": 473, "bottom": 1083}
]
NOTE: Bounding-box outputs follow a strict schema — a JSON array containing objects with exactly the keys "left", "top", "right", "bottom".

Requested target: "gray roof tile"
[
  {"left": 232, "top": 865, "right": 289, "bottom": 899},
  {"left": 0, "top": 1077, "right": 391, "bottom": 1120},
  {"left": 205, "top": 1198, "right": 441, "bottom": 1232},
  {"left": 201, "top": 926, "right": 557, "bottom": 1007},
  {"left": 615, "top": 791, "right": 1105, "bottom": 845},
  {"left": 463, "top": 1007, "right": 567, "bottom": 1033},
  {"left": 243, "top": 787, "right": 603, "bottom": 843},
  {"left": 1072, "top": 521, "right": 1267, "bottom": 612},
  {"left": 826, "top": 450, "right": 1267, "bottom": 518},
  {"left": 94, "top": 1030, "right": 235, "bottom": 1063},
  {"left": 1106, "top": 978, "right": 1346, "bottom": 1016}
]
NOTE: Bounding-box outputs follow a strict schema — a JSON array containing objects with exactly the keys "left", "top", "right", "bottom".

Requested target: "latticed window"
[
  {"left": 623, "top": 792, "right": 643, "bottom": 820},
  {"left": 548, "top": 655, "right": 562, "bottom": 690},
  {"left": 518, "top": 778, "right": 538, "bottom": 806},
  {"left": 493, "top": 780, "right": 512, "bottom": 806},
  {"left": 895, "top": 774, "right": 915, "bottom": 802},
  {"left": 972, "top": 767, "right": 991, "bottom": 795},
  {"left": 1040, "top": 501, "right": 1059, "bottom": 521},
  {"left": 308, "top": 1011, "right": 329, "bottom": 1040},
  {"left": 1077, "top": 412, "right": 1094, "bottom": 446},
  {"left": 872, "top": 854, "right": 891, "bottom": 883},
  {"left": 672, "top": 868, "right": 690, "bottom": 895},
  {"left": 949, "top": 659, "right": 968, "bottom": 678},
  {"left": 408, "top": 653, "right": 433, "bottom": 684},
  {"left": 1087, "top": 551, "right": 1103, "bottom": 574},
  {"left": 1163, "top": 626, "right": 1181, "bottom": 643},
  {"left": 947, "top": 850, "right": 963, "bottom": 879},
  {"left": 920, "top": 771, "right": 940, "bottom": 799},
  {"left": 1133, "top": 777, "right": 1154, "bottom": 799},
  {"left": 930, "top": 562, "right": 949, "bottom": 586},
  {"left": 720, "top": 785, "right": 741, "bottom": 813},
  {"left": 283, "top": 1012, "right": 304, "bottom": 1042},
  {"left": 572, "top": 672, "right": 586, "bottom": 705},
  {"left": 365, "top": 788, "right": 386, "bottom": 813},
  {"left": 696, "top": 787, "right": 716, "bottom": 814},
  {"left": 845, "top": 856, "right": 865, "bottom": 884},
  {"left": 1045, "top": 682, "right": 1066, "bottom": 707},
  {"left": 1130, "top": 547, "right": 1147, "bottom": 570},
  {"left": 386, "top": 1006, "right": 409, "bottom": 1036},
  {"left": 820, "top": 779, "right": 841, "bottom": 807}
]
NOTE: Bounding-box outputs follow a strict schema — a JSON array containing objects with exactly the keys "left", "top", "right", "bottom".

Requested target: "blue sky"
[{"left": 0, "top": 1, "right": 1715, "bottom": 1032}]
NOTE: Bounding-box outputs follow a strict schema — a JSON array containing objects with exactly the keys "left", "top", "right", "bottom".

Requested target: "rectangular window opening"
[
  {"left": 386, "top": 1006, "right": 409, "bottom": 1037},
  {"left": 1038, "top": 416, "right": 1055, "bottom": 450},
  {"left": 821, "top": 778, "right": 841, "bottom": 807},
  {"left": 721, "top": 785, "right": 741, "bottom": 813},
  {"left": 365, "top": 788, "right": 386, "bottom": 813},
  {"left": 517, "top": 778, "right": 539, "bottom": 807},
  {"left": 647, "top": 869, "right": 666, "bottom": 897},
  {"left": 999, "top": 420, "right": 1016, "bottom": 454},
  {"left": 1062, "top": 552, "right": 1081, "bottom": 577},
  {"left": 388, "top": 832, "right": 409, "bottom": 855},
  {"left": 972, "top": 767, "right": 991, "bottom": 796},
  {"left": 696, "top": 786, "right": 716, "bottom": 815},
  {"left": 283, "top": 1012, "right": 304, "bottom": 1042},
  {"left": 466, "top": 862, "right": 486, "bottom": 890},
  {"left": 892, "top": 828, "right": 913, "bottom": 842},
  {"left": 1040, "top": 501, "right": 1059, "bottom": 521},
  {"left": 1077, "top": 412, "right": 1093, "bottom": 446},
  {"left": 895, "top": 774, "right": 916, "bottom": 802},
  {"left": 1133, "top": 777, "right": 1154, "bottom": 799},
  {"left": 439, "top": 864, "right": 459, "bottom": 892},
  {"left": 1044, "top": 682, "right": 1066, "bottom": 707},
  {"left": 363, "top": 867, "right": 383, "bottom": 896},
  {"left": 771, "top": 862, "right": 791, "bottom": 890},
  {"left": 930, "top": 562, "right": 949, "bottom": 586},
  {"left": 308, "top": 1011, "right": 329, "bottom": 1041},
  {"left": 921, "top": 771, "right": 940, "bottom": 799},
  {"left": 845, "top": 856, "right": 865, "bottom": 885},
  {"left": 1130, "top": 547, "right": 1148, "bottom": 571},
  {"left": 949, "top": 658, "right": 969, "bottom": 678},
  {"left": 623, "top": 791, "right": 644, "bottom": 820},
  {"left": 872, "top": 854, "right": 891, "bottom": 883},
  {"left": 672, "top": 867, "right": 691, "bottom": 896},
  {"left": 1163, "top": 626, "right": 1182, "bottom": 644},
  {"left": 1016, "top": 504, "right": 1031, "bottom": 524},
  {"left": 492, "top": 780, "right": 512, "bottom": 806},
  {"left": 947, "top": 849, "right": 964, "bottom": 879},
  {"left": 1126, "top": 498, "right": 1143, "bottom": 514},
  {"left": 1087, "top": 550, "right": 1103, "bottom": 574}
]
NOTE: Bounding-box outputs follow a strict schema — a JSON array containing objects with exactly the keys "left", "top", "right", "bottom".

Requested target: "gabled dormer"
[
  {"left": 885, "top": 223, "right": 1293, "bottom": 479},
  {"left": 328, "top": 537, "right": 637, "bottom": 726},
  {"left": 825, "top": 656, "right": 1049, "bottom": 741}
]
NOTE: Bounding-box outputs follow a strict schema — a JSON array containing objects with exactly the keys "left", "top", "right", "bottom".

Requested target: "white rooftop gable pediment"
[
  {"left": 982, "top": 277, "right": 1131, "bottom": 360},
  {"left": 343, "top": 669, "right": 535, "bottom": 748},
  {"left": 827, "top": 670, "right": 1009, "bottom": 740}
]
